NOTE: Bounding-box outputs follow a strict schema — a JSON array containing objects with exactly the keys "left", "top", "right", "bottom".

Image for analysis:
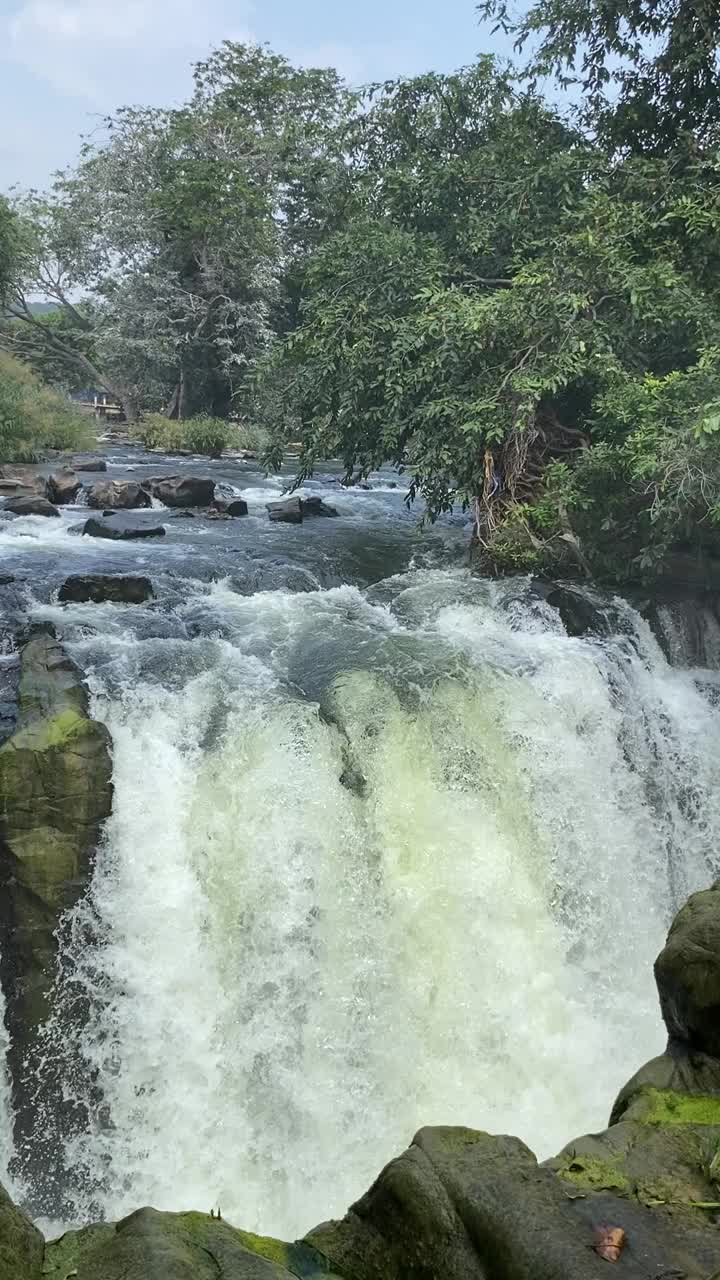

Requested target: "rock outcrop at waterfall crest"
[{"left": 2, "top": 880, "right": 719, "bottom": 1277}]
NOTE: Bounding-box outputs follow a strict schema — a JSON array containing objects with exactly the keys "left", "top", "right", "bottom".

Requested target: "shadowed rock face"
[{"left": 0, "top": 632, "right": 112, "bottom": 1173}]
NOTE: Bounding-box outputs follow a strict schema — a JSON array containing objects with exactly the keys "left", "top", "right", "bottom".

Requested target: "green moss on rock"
[
  {"left": 555, "top": 1152, "right": 631, "bottom": 1193},
  {"left": 626, "top": 1088, "right": 720, "bottom": 1126}
]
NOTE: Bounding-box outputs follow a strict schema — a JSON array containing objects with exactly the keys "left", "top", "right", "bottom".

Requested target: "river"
[{"left": 1, "top": 444, "right": 719, "bottom": 1239}]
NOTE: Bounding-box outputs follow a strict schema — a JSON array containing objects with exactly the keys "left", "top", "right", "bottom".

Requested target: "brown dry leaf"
[{"left": 593, "top": 1224, "right": 627, "bottom": 1262}]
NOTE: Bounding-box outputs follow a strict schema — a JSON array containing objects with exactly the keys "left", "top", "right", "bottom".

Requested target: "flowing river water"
[{"left": 1, "top": 445, "right": 720, "bottom": 1239}]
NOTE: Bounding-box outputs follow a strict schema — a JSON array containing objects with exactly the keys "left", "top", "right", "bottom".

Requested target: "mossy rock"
[
  {"left": 0, "top": 632, "right": 113, "bottom": 1156},
  {"left": 43, "top": 1209, "right": 343, "bottom": 1280},
  {"left": 0, "top": 1181, "right": 43, "bottom": 1280}
]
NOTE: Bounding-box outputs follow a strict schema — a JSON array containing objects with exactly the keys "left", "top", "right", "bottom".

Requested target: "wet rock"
[
  {"left": 219, "top": 499, "right": 249, "bottom": 518},
  {"left": 81, "top": 518, "right": 166, "bottom": 541},
  {"left": 71, "top": 455, "right": 108, "bottom": 472},
  {"left": 0, "top": 466, "right": 47, "bottom": 499},
  {"left": 655, "top": 881, "right": 720, "bottom": 1057},
  {"left": 267, "top": 497, "right": 303, "bottom": 524},
  {"left": 42, "top": 1208, "right": 334, "bottom": 1280},
  {"left": 59, "top": 575, "right": 154, "bottom": 605},
  {"left": 46, "top": 468, "right": 82, "bottom": 505},
  {"left": 170, "top": 509, "right": 196, "bottom": 519},
  {"left": 145, "top": 475, "right": 216, "bottom": 508},
  {"left": 541, "top": 583, "right": 611, "bottom": 637},
  {"left": 301, "top": 496, "right": 339, "bottom": 518},
  {"left": 0, "top": 1180, "right": 43, "bottom": 1280},
  {"left": 4, "top": 496, "right": 60, "bottom": 517},
  {"left": 0, "top": 632, "right": 112, "bottom": 1157},
  {"left": 266, "top": 497, "right": 339, "bottom": 523},
  {"left": 87, "top": 480, "right": 152, "bottom": 510}
]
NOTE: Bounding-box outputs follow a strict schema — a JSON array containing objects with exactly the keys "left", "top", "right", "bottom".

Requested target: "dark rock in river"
[
  {"left": 0, "top": 632, "right": 112, "bottom": 1160},
  {"left": 267, "top": 497, "right": 303, "bottom": 524},
  {"left": 4, "top": 496, "right": 60, "bottom": 518},
  {"left": 71, "top": 455, "right": 108, "bottom": 472},
  {"left": 301, "top": 496, "right": 339, "bottom": 518},
  {"left": 81, "top": 518, "right": 166, "bottom": 541},
  {"left": 267, "top": 496, "right": 338, "bottom": 523},
  {"left": 46, "top": 468, "right": 82, "bottom": 505},
  {"left": 59, "top": 575, "right": 154, "bottom": 605},
  {"left": 217, "top": 498, "right": 249, "bottom": 517},
  {"left": 146, "top": 475, "right": 216, "bottom": 508},
  {"left": 542, "top": 584, "right": 612, "bottom": 637},
  {"left": 87, "top": 480, "right": 152, "bottom": 510}
]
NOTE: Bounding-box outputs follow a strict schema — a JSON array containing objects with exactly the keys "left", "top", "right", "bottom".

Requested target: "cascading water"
[
  {"left": 23, "top": 568, "right": 720, "bottom": 1238},
  {"left": 1, "top": 452, "right": 720, "bottom": 1241}
]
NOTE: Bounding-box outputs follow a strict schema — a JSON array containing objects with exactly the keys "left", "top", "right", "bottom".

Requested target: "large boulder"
[
  {"left": 59, "top": 575, "right": 154, "bottom": 605},
  {"left": 308, "top": 1122, "right": 720, "bottom": 1280},
  {"left": 43, "top": 1209, "right": 338, "bottom": 1280},
  {"left": 0, "top": 1181, "right": 43, "bottom": 1280},
  {"left": 87, "top": 480, "right": 152, "bottom": 510},
  {"left": 46, "top": 468, "right": 82, "bottom": 505},
  {"left": 4, "top": 497, "right": 60, "bottom": 518},
  {"left": 655, "top": 881, "right": 720, "bottom": 1056},
  {"left": 146, "top": 475, "right": 216, "bottom": 508},
  {"left": 0, "top": 466, "right": 47, "bottom": 499},
  {"left": 0, "top": 631, "right": 112, "bottom": 1156},
  {"left": 80, "top": 518, "right": 166, "bottom": 541}
]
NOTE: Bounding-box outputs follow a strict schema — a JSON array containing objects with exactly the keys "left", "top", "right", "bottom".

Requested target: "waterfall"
[{"left": 15, "top": 570, "right": 720, "bottom": 1237}]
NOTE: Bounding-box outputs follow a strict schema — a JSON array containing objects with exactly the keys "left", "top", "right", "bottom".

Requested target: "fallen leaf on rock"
[{"left": 593, "top": 1225, "right": 626, "bottom": 1262}]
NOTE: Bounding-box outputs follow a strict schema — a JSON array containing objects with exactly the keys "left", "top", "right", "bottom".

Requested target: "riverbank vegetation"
[
  {"left": 0, "top": 352, "right": 92, "bottom": 462},
  {"left": 1, "top": 1, "right": 720, "bottom": 581}
]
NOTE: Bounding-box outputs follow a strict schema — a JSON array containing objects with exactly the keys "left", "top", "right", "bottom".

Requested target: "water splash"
[{"left": 19, "top": 572, "right": 720, "bottom": 1236}]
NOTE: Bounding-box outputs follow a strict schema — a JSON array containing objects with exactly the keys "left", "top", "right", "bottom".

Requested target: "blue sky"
[{"left": 1, "top": 0, "right": 518, "bottom": 192}]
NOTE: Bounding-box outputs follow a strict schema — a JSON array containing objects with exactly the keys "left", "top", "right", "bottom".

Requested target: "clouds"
[{"left": 3, "top": 0, "right": 253, "bottom": 103}]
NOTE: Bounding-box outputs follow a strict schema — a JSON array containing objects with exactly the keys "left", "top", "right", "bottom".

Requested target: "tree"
[
  {"left": 3, "top": 43, "right": 356, "bottom": 420},
  {"left": 0, "top": 197, "right": 18, "bottom": 304},
  {"left": 268, "top": 58, "right": 720, "bottom": 580},
  {"left": 477, "top": 0, "right": 720, "bottom": 154}
]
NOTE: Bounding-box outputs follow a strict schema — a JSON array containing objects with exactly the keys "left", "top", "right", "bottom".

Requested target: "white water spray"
[{"left": 23, "top": 572, "right": 720, "bottom": 1237}]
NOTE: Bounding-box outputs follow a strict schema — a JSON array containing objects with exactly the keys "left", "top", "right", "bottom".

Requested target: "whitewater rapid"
[{"left": 17, "top": 566, "right": 720, "bottom": 1237}]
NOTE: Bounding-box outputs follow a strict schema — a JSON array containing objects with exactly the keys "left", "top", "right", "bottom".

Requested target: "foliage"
[
  {"left": 131, "top": 412, "right": 267, "bottom": 457},
  {"left": 0, "top": 197, "right": 18, "bottom": 304},
  {"left": 265, "top": 48, "right": 720, "bottom": 581},
  {"left": 478, "top": 0, "right": 720, "bottom": 154},
  {"left": 3, "top": 44, "right": 356, "bottom": 421},
  {"left": 0, "top": 352, "right": 92, "bottom": 461}
]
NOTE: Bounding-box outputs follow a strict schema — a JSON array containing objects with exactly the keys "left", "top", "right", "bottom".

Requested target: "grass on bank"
[
  {"left": 0, "top": 352, "right": 93, "bottom": 461},
  {"left": 132, "top": 413, "right": 269, "bottom": 458}
]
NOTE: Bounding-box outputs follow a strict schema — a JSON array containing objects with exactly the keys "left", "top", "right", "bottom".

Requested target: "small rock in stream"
[{"left": 59, "top": 575, "right": 154, "bottom": 605}]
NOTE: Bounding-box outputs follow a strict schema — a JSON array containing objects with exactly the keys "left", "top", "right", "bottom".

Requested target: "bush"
[
  {"left": 132, "top": 413, "right": 268, "bottom": 458},
  {"left": 0, "top": 352, "right": 93, "bottom": 461}
]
